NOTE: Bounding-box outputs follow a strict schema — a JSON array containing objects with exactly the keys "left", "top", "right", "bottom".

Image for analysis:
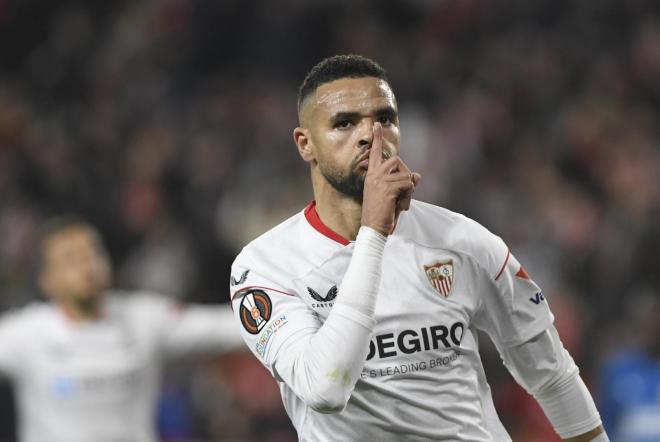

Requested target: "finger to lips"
[
  {"left": 384, "top": 170, "right": 414, "bottom": 182},
  {"left": 411, "top": 172, "right": 422, "bottom": 187},
  {"left": 381, "top": 155, "right": 404, "bottom": 173},
  {"left": 369, "top": 122, "right": 383, "bottom": 169},
  {"left": 389, "top": 156, "right": 410, "bottom": 176}
]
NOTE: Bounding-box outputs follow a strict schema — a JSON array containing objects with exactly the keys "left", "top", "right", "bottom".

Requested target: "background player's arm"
[
  {"left": 0, "top": 311, "right": 24, "bottom": 378},
  {"left": 162, "top": 303, "right": 244, "bottom": 358}
]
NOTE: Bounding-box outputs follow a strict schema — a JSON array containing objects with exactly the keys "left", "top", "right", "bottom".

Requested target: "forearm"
[
  {"left": 564, "top": 425, "right": 606, "bottom": 441},
  {"left": 274, "top": 303, "right": 377, "bottom": 413},
  {"left": 500, "top": 326, "right": 605, "bottom": 439},
  {"left": 534, "top": 367, "right": 604, "bottom": 439},
  {"left": 273, "top": 226, "right": 386, "bottom": 413}
]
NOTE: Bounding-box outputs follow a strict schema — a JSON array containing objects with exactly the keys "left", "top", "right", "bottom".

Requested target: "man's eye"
[
  {"left": 378, "top": 116, "right": 393, "bottom": 125},
  {"left": 334, "top": 120, "right": 352, "bottom": 129}
]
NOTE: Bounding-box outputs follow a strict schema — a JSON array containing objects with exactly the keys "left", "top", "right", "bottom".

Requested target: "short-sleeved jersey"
[
  {"left": 231, "top": 200, "right": 554, "bottom": 441},
  {"left": 0, "top": 292, "right": 239, "bottom": 442}
]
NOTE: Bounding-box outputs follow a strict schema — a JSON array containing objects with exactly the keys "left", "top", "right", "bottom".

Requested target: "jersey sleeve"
[
  {"left": 498, "top": 326, "right": 603, "bottom": 439},
  {"left": 162, "top": 303, "right": 245, "bottom": 358},
  {"left": 127, "top": 293, "right": 244, "bottom": 359},
  {"left": 472, "top": 230, "right": 554, "bottom": 347},
  {"left": 230, "top": 227, "right": 384, "bottom": 413},
  {"left": 229, "top": 264, "right": 321, "bottom": 371},
  {"left": 0, "top": 310, "right": 25, "bottom": 378}
]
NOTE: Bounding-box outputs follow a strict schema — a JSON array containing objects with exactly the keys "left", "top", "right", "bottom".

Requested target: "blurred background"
[{"left": 1, "top": 0, "right": 659, "bottom": 440}]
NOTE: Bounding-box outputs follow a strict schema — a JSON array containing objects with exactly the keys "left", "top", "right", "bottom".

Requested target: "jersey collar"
[{"left": 304, "top": 200, "right": 351, "bottom": 246}]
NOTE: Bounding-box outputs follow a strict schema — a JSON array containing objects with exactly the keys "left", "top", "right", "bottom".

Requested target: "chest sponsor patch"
[
  {"left": 424, "top": 259, "right": 454, "bottom": 297},
  {"left": 239, "top": 290, "right": 272, "bottom": 334}
]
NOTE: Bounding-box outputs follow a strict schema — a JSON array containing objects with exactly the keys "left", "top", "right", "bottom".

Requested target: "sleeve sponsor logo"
[
  {"left": 239, "top": 290, "right": 272, "bottom": 334},
  {"left": 307, "top": 285, "right": 337, "bottom": 308},
  {"left": 255, "top": 314, "right": 288, "bottom": 357},
  {"left": 231, "top": 269, "right": 250, "bottom": 286},
  {"left": 529, "top": 291, "right": 545, "bottom": 304}
]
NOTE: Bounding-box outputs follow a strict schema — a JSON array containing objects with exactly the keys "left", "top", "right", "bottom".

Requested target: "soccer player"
[
  {"left": 0, "top": 217, "right": 243, "bottom": 442},
  {"left": 230, "top": 55, "right": 608, "bottom": 441}
]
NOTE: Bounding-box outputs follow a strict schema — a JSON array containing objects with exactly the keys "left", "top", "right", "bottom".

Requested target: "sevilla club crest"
[{"left": 424, "top": 260, "right": 454, "bottom": 297}]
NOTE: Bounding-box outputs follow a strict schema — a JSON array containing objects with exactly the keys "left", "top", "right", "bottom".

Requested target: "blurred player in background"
[
  {"left": 0, "top": 217, "right": 243, "bottom": 442},
  {"left": 230, "top": 55, "right": 608, "bottom": 441}
]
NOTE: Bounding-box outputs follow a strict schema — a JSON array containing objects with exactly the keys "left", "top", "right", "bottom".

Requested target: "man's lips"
[
  {"left": 356, "top": 150, "right": 392, "bottom": 169},
  {"left": 354, "top": 151, "right": 370, "bottom": 170}
]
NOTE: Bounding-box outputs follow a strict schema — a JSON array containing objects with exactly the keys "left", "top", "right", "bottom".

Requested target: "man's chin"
[
  {"left": 322, "top": 170, "right": 365, "bottom": 201},
  {"left": 74, "top": 284, "right": 108, "bottom": 301}
]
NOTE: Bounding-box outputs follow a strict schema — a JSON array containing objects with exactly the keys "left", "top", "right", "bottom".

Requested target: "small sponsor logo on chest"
[{"left": 306, "top": 285, "right": 337, "bottom": 308}]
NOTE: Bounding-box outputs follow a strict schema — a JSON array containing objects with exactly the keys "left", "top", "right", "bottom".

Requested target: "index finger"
[{"left": 368, "top": 122, "right": 383, "bottom": 169}]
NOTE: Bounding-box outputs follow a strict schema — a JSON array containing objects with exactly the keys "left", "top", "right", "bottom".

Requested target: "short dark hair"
[
  {"left": 39, "top": 215, "right": 95, "bottom": 244},
  {"left": 297, "top": 54, "right": 389, "bottom": 114}
]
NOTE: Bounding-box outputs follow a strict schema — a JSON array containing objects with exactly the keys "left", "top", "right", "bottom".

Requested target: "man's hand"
[{"left": 361, "top": 123, "right": 421, "bottom": 236}]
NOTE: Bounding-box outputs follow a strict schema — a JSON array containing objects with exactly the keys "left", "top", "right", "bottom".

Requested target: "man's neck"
[
  {"left": 57, "top": 297, "right": 103, "bottom": 322},
  {"left": 312, "top": 177, "right": 363, "bottom": 241},
  {"left": 314, "top": 197, "right": 363, "bottom": 241}
]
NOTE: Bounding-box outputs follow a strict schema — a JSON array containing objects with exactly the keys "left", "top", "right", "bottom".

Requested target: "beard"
[{"left": 319, "top": 155, "right": 366, "bottom": 202}]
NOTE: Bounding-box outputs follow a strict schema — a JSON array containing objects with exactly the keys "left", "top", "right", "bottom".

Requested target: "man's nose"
[{"left": 358, "top": 120, "right": 375, "bottom": 149}]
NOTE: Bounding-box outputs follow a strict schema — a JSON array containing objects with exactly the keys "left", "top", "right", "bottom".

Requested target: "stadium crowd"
[{"left": 0, "top": 0, "right": 658, "bottom": 440}]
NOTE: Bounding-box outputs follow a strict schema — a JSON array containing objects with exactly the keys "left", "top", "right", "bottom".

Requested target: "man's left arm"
[
  {"left": 499, "top": 325, "right": 606, "bottom": 441},
  {"left": 470, "top": 226, "right": 607, "bottom": 441}
]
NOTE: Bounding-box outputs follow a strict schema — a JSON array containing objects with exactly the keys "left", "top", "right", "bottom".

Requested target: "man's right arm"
[
  {"left": 231, "top": 123, "right": 419, "bottom": 413},
  {"left": 276, "top": 227, "right": 388, "bottom": 412},
  {"left": 231, "top": 226, "right": 386, "bottom": 413}
]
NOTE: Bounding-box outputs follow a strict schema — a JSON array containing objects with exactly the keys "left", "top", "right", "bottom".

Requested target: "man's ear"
[{"left": 293, "top": 127, "right": 315, "bottom": 163}]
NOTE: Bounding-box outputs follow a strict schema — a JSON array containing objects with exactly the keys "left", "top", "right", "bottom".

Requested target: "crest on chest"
[{"left": 424, "top": 259, "right": 454, "bottom": 297}]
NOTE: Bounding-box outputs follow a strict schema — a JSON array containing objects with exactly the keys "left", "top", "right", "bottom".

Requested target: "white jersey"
[
  {"left": 0, "top": 291, "right": 240, "bottom": 442},
  {"left": 230, "top": 200, "right": 555, "bottom": 441}
]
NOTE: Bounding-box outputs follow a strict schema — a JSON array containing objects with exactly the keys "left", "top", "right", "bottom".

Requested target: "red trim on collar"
[{"left": 304, "top": 200, "right": 350, "bottom": 246}]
